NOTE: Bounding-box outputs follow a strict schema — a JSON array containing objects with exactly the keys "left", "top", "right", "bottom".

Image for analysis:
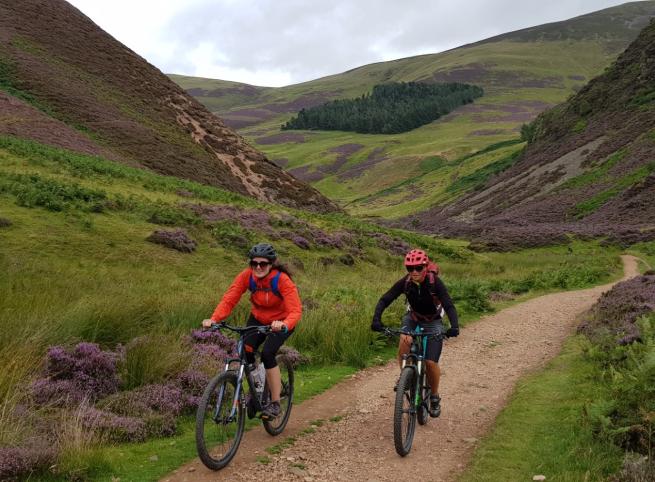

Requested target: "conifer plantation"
[{"left": 282, "top": 82, "right": 483, "bottom": 134}]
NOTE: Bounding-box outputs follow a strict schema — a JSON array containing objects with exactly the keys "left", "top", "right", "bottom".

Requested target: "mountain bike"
[
  {"left": 195, "top": 321, "right": 294, "bottom": 470},
  {"left": 384, "top": 326, "right": 446, "bottom": 456}
]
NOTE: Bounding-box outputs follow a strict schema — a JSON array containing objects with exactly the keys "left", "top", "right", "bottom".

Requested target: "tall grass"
[{"left": 120, "top": 334, "right": 192, "bottom": 390}]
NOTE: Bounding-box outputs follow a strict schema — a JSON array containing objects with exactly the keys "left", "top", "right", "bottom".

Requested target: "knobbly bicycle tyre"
[
  {"left": 196, "top": 371, "right": 245, "bottom": 470},
  {"left": 262, "top": 356, "right": 295, "bottom": 436},
  {"left": 393, "top": 366, "right": 417, "bottom": 456}
]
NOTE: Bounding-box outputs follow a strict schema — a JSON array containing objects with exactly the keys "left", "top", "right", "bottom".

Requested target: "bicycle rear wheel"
[
  {"left": 196, "top": 371, "right": 245, "bottom": 470},
  {"left": 262, "top": 356, "right": 294, "bottom": 436},
  {"left": 393, "top": 366, "right": 417, "bottom": 456}
]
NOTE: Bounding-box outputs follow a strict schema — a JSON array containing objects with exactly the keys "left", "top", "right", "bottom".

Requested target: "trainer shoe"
[
  {"left": 429, "top": 395, "right": 441, "bottom": 418},
  {"left": 261, "top": 401, "right": 280, "bottom": 419}
]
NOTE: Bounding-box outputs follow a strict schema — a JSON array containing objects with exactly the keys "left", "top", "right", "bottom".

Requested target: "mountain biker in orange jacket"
[
  {"left": 371, "top": 249, "right": 459, "bottom": 418},
  {"left": 202, "top": 243, "right": 302, "bottom": 419}
]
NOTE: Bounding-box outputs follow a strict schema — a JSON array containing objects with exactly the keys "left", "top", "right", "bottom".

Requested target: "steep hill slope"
[
  {"left": 412, "top": 18, "right": 655, "bottom": 249},
  {"left": 0, "top": 0, "right": 335, "bottom": 212},
  {"left": 173, "top": 2, "right": 655, "bottom": 218}
]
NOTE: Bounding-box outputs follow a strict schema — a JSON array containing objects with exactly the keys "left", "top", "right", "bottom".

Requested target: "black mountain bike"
[
  {"left": 384, "top": 326, "right": 446, "bottom": 456},
  {"left": 195, "top": 322, "right": 294, "bottom": 470}
]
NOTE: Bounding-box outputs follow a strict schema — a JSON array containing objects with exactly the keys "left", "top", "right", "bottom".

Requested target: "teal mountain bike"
[{"left": 384, "top": 326, "right": 446, "bottom": 456}]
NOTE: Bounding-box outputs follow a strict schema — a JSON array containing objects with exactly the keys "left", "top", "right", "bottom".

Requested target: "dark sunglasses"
[
  {"left": 250, "top": 260, "right": 271, "bottom": 269},
  {"left": 406, "top": 264, "right": 425, "bottom": 273}
]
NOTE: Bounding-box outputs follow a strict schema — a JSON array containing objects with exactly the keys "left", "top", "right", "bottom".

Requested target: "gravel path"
[{"left": 163, "top": 255, "right": 639, "bottom": 482}]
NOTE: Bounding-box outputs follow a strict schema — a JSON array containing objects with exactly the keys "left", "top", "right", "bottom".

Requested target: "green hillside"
[{"left": 172, "top": 2, "right": 655, "bottom": 219}]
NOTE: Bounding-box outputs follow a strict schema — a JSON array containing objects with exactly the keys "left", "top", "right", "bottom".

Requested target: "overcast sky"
[{"left": 68, "top": 0, "right": 630, "bottom": 87}]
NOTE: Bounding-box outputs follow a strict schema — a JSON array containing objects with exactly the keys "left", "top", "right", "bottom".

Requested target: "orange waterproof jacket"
[{"left": 210, "top": 268, "right": 302, "bottom": 330}]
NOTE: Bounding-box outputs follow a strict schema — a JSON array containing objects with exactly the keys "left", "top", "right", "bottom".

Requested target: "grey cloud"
[{"left": 158, "top": 0, "right": 627, "bottom": 84}]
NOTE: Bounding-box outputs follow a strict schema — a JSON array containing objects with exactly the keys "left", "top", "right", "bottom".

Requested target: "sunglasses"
[
  {"left": 406, "top": 265, "right": 425, "bottom": 273},
  {"left": 250, "top": 260, "right": 272, "bottom": 269}
]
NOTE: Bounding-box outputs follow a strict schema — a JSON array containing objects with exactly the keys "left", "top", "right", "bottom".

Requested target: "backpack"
[
  {"left": 404, "top": 262, "right": 443, "bottom": 318},
  {"left": 248, "top": 270, "right": 283, "bottom": 299}
]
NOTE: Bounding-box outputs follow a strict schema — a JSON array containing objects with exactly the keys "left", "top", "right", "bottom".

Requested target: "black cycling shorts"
[
  {"left": 400, "top": 312, "right": 443, "bottom": 363},
  {"left": 243, "top": 314, "right": 294, "bottom": 369}
]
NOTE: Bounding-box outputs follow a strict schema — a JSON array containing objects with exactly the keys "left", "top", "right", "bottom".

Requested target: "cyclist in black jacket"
[{"left": 371, "top": 249, "right": 459, "bottom": 417}]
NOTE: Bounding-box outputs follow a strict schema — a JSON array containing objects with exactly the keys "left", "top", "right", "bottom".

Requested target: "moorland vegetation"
[{"left": 0, "top": 135, "right": 629, "bottom": 480}]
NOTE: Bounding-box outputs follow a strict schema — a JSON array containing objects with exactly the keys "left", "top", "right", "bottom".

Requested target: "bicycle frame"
[
  {"left": 399, "top": 326, "right": 430, "bottom": 409},
  {"left": 212, "top": 324, "right": 271, "bottom": 423}
]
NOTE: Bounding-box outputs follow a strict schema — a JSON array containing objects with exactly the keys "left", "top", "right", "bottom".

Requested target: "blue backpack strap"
[
  {"left": 249, "top": 271, "right": 283, "bottom": 298},
  {"left": 270, "top": 271, "right": 282, "bottom": 298}
]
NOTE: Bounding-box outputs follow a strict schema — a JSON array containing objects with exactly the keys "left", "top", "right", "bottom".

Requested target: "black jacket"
[{"left": 373, "top": 275, "right": 458, "bottom": 329}]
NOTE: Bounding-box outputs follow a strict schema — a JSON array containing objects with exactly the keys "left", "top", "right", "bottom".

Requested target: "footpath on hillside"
[{"left": 163, "top": 255, "right": 639, "bottom": 482}]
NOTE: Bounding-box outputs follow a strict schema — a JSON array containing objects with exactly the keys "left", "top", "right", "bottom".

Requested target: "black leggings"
[{"left": 243, "top": 314, "right": 294, "bottom": 369}]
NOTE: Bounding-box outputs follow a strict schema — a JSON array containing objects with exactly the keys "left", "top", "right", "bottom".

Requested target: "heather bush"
[
  {"left": 143, "top": 413, "right": 178, "bottom": 438},
  {"left": 189, "top": 328, "right": 237, "bottom": 352},
  {"left": 146, "top": 228, "right": 197, "bottom": 252},
  {"left": 99, "top": 383, "right": 186, "bottom": 417},
  {"left": 32, "top": 343, "right": 120, "bottom": 406},
  {"left": 292, "top": 235, "right": 311, "bottom": 249},
  {"left": 0, "top": 445, "right": 56, "bottom": 480},
  {"left": 0, "top": 217, "right": 11, "bottom": 228},
  {"left": 174, "top": 369, "right": 210, "bottom": 397},
  {"left": 190, "top": 341, "right": 231, "bottom": 374},
  {"left": 79, "top": 407, "right": 147, "bottom": 443},
  {"left": 578, "top": 274, "right": 655, "bottom": 344},
  {"left": 31, "top": 378, "right": 86, "bottom": 407},
  {"left": 278, "top": 345, "right": 310, "bottom": 367},
  {"left": 370, "top": 232, "right": 411, "bottom": 256}
]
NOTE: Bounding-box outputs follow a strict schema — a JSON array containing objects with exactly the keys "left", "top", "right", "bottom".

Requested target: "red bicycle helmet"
[{"left": 404, "top": 249, "right": 428, "bottom": 266}]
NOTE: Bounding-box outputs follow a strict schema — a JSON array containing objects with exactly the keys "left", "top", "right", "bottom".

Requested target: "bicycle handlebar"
[
  {"left": 382, "top": 327, "right": 447, "bottom": 340},
  {"left": 205, "top": 321, "right": 288, "bottom": 335}
]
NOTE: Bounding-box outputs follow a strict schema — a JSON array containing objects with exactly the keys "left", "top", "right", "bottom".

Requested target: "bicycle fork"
[
  {"left": 415, "top": 335, "right": 428, "bottom": 407},
  {"left": 214, "top": 362, "right": 245, "bottom": 423}
]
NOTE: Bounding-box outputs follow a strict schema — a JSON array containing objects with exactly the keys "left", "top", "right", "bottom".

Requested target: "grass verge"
[{"left": 460, "top": 336, "right": 623, "bottom": 482}]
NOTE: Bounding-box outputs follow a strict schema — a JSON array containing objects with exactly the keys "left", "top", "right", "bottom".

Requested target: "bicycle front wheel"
[
  {"left": 263, "top": 356, "right": 294, "bottom": 436},
  {"left": 394, "top": 366, "right": 417, "bottom": 456},
  {"left": 196, "top": 371, "right": 245, "bottom": 470}
]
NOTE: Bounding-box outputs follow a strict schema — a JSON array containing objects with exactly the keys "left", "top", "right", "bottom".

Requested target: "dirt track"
[{"left": 163, "top": 255, "right": 639, "bottom": 482}]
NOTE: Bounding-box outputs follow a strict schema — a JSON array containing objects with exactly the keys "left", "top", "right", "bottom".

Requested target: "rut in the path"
[{"left": 163, "top": 255, "right": 639, "bottom": 482}]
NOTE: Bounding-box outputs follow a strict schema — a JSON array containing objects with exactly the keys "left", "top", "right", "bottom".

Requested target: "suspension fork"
[
  {"left": 214, "top": 341, "right": 246, "bottom": 421},
  {"left": 414, "top": 335, "right": 427, "bottom": 406}
]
